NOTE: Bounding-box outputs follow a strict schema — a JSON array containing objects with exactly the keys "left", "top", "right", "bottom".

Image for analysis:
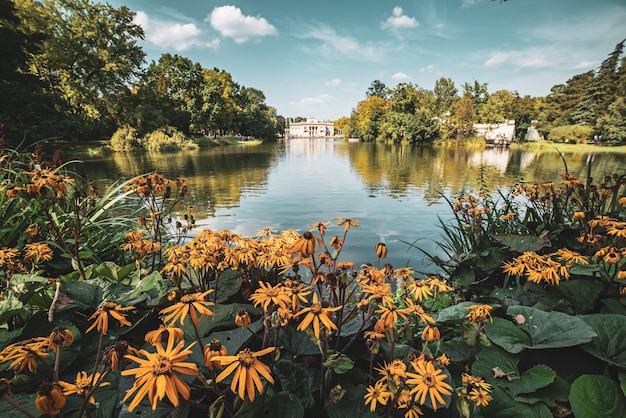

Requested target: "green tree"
[
  {"left": 352, "top": 95, "right": 387, "bottom": 141},
  {"left": 451, "top": 95, "right": 476, "bottom": 139},
  {"left": 433, "top": 77, "right": 458, "bottom": 118},
  {"left": 366, "top": 79, "right": 388, "bottom": 99},
  {"left": 597, "top": 97, "right": 626, "bottom": 142},
  {"left": 15, "top": 0, "right": 146, "bottom": 139},
  {"left": 462, "top": 80, "right": 489, "bottom": 117}
]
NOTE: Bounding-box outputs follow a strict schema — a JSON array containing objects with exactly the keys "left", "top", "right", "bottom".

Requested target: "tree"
[
  {"left": 478, "top": 89, "right": 516, "bottom": 123},
  {"left": 433, "top": 77, "right": 458, "bottom": 118},
  {"left": 451, "top": 96, "right": 476, "bottom": 139},
  {"left": 366, "top": 80, "right": 388, "bottom": 99},
  {"left": 352, "top": 96, "right": 387, "bottom": 141},
  {"left": 15, "top": 0, "right": 146, "bottom": 138},
  {"left": 462, "top": 80, "right": 489, "bottom": 115},
  {"left": 597, "top": 97, "right": 626, "bottom": 142}
]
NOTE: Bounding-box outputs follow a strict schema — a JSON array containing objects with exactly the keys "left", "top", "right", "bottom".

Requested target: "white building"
[
  {"left": 288, "top": 118, "right": 335, "bottom": 138},
  {"left": 473, "top": 120, "right": 516, "bottom": 145}
]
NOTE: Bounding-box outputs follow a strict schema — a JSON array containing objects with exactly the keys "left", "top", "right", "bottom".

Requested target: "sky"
[{"left": 107, "top": 0, "right": 626, "bottom": 121}]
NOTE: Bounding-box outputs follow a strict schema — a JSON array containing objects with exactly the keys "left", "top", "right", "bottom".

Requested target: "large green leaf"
[
  {"left": 195, "top": 303, "right": 256, "bottom": 338},
  {"left": 262, "top": 391, "right": 305, "bottom": 418},
  {"left": 493, "top": 234, "right": 550, "bottom": 253},
  {"left": 0, "top": 392, "right": 39, "bottom": 417},
  {"left": 471, "top": 345, "right": 519, "bottom": 386},
  {"left": 580, "top": 314, "right": 626, "bottom": 368},
  {"left": 569, "top": 375, "right": 626, "bottom": 418},
  {"left": 0, "top": 299, "right": 24, "bottom": 324},
  {"left": 211, "top": 269, "right": 242, "bottom": 303},
  {"left": 482, "top": 387, "right": 553, "bottom": 418},
  {"left": 507, "top": 364, "right": 555, "bottom": 396},
  {"left": 281, "top": 324, "right": 320, "bottom": 357},
  {"left": 273, "top": 360, "right": 316, "bottom": 409},
  {"left": 326, "top": 384, "right": 381, "bottom": 418},
  {"left": 436, "top": 301, "right": 479, "bottom": 323},
  {"left": 549, "top": 279, "right": 602, "bottom": 312},
  {"left": 485, "top": 317, "right": 531, "bottom": 354},
  {"left": 488, "top": 306, "right": 596, "bottom": 352},
  {"left": 57, "top": 279, "right": 103, "bottom": 311}
]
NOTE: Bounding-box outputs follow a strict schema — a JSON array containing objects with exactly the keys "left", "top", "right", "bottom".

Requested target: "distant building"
[
  {"left": 473, "top": 120, "right": 515, "bottom": 146},
  {"left": 288, "top": 118, "right": 335, "bottom": 138}
]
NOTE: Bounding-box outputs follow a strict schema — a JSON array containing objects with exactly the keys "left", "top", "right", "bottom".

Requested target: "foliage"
[
  {"left": 547, "top": 124, "right": 595, "bottom": 144},
  {"left": 109, "top": 126, "right": 141, "bottom": 152},
  {"left": 139, "top": 127, "right": 197, "bottom": 152}
]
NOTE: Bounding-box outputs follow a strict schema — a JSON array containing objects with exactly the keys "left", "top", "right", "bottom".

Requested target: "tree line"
[
  {"left": 336, "top": 40, "right": 626, "bottom": 144},
  {"left": 0, "top": 0, "right": 284, "bottom": 144}
]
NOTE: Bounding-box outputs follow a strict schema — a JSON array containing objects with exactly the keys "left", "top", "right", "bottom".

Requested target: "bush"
[
  {"left": 548, "top": 124, "right": 594, "bottom": 143},
  {"left": 140, "top": 126, "right": 197, "bottom": 152},
  {"left": 109, "top": 125, "right": 140, "bottom": 151}
]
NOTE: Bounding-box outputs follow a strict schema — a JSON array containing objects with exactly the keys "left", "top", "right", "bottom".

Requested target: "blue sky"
[{"left": 108, "top": 0, "right": 626, "bottom": 121}]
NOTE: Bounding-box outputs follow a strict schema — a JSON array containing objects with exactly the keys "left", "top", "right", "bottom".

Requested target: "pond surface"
[{"left": 77, "top": 140, "right": 625, "bottom": 272}]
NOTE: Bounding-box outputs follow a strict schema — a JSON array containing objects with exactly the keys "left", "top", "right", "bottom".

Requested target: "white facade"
[
  {"left": 473, "top": 120, "right": 516, "bottom": 141},
  {"left": 289, "top": 118, "right": 335, "bottom": 138}
]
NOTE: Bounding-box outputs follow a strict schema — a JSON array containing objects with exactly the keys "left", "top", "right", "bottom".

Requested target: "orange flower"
[
  {"left": 204, "top": 339, "right": 228, "bottom": 370},
  {"left": 295, "top": 292, "right": 341, "bottom": 339},
  {"left": 336, "top": 217, "right": 360, "bottom": 233},
  {"left": 59, "top": 371, "right": 110, "bottom": 404},
  {"left": 122, "top": 338, "right": 198, "bottom": 411},
  {"left": 249, "top": 281, "right": 290, "bottom": 312},
  {"left": 160, "top": 290, "right": 214, "bottom": 327},
  {"left": 86, "top": 301, "right": 134, "bottom": 335},
  {"left": 145, "top": 324, "right": 185, "bottom": 345},
  {"left": 406, "top": 359, "right": 453, "bottom": 411},
  {"left": 212, "top": 346, "right": 275, "bottom": 401},
  {"left": 35, "top": 382, "right": 66, "bottom": 415}
]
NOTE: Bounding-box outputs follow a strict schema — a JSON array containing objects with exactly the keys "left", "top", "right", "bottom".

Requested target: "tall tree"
[
  {"left": 353, "top": 96, "right": 387, "bottom": 141},
  {"left": 366, "top": 80, "right": 388, "bottom": 99},
  {"left": 15, "top": 0, "right": 146, "bottom": 138},
  {"left": 433, "top": 77, "right": 458, "bottom": 118}
]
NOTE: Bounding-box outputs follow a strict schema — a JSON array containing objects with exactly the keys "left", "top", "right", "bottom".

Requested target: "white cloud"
[
  {"left": 461, "top": 0, "right": 486, "bottom": 8},
  {"left": 325, "top": 78, "right": 342, "bottom": 86},
  {"left": 208, "top": 6, "right": 277, "bottom": 44},
  {"left": 391, "top": 72, "right": 411, "bottom": 81},
  {"left": 483, "top": 48, "right": 567, "bottom": 70},
  {"left": 419, "top": 64, "right": 435, "bottom": 72},
  {"left": 573, "top": 60, "right": 599, "bottom": 70},
  {"left": 133, "top": 11, "right": 219, "bottom": 51},
  {"left": 382, "top": 7, "right": 419, "bottom": 30},
  {"left": 296, "top": 94, "right": 331, "bottom": 105},
  {"left": 298, "top": 24, "right": 387, "bottom": 62}
]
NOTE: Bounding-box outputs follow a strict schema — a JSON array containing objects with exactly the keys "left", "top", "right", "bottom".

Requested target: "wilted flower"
[
  {"left": 86, "top": 301, "right": 134, "bottom": 335},
  {"left": 35, "top": 382, "right": 66, "bottom": 415}
]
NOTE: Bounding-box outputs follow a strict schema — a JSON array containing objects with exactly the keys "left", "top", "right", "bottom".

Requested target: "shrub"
[
  {"left": 548, "top": 124, "right": 594, "bottom": 143},
  {"left": 109, "top": 126, "right": 140, "bottom": 151},
  {"left": 140, "top": 126, "right": 197, "bottom": 152}
]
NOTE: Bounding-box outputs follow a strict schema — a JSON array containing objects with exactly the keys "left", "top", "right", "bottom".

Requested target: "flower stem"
[{"left": 2, "top": 394, "right": 37, "bottom": 418}]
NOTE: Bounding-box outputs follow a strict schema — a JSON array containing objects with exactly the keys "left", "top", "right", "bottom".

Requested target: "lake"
[{"left": 76, "top": 140, "right": 625, "bottom": 272}]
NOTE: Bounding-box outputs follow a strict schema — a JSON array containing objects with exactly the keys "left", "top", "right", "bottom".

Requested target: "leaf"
[
  {"left": 57, "top": 279, "right": 102, "bottom": 311},
  {"left": 438, "top": 337, "right": 471, "bottom": 363},
  {"left": 323, "top": 353, "right": 354, "bottom": 374},
  {"left": 507, "top": 364, "right": 555, "bottom": 395},
  {"left": 503, "top": 306, "right": 597, "bottom": 350},
  {"left": 211, "top": 269, "right": 242, "bottom": 303},
  {"left": 326, "top": 384, "right": 382, "bottom": 418},
  {"left": 471, "top": 345, "right": 519, "bottom": 386},
  {"left": 493, "top": 234, "right": 550, "bottom": 253},
  {"left": 580, "top": 314, "right": 626, "bottom": 368},
  {"left": 272, "top": 360, "right": 316, "bottom": 409},
  {"left": 485, "top": 317, "right": 531, "bottom": 354},
  {"left": 436, "top": 301, "right": 478, "bottom": 323},
  {"left": 569, "top": 375, "right": 626, "bottom": 418},
  {"left": 0, "top": 393, "right": 39, "bottom": 417},
  {"left": 453, "top": 265, "right": 475, "bottom": 287},
  {"left": 281, "top": 324, "right": 320, "bottom": 357},
  {"left": 0, "top": 299, "right": 24, "bottom": 324},
  {"left": 205, "top": 319, "right": 262, "bottom": 355},
  {"left": 550, "top": 279, "right": 602, "bottom": 312},
  {"left": 262, "top": 391, "right": 305, "bottom": 418},
  {"left": 195, "top": 303, "right": 255, "bottom": 338},
  {"left": 482, "top": 387, "right": 553, "bottom": 418}
]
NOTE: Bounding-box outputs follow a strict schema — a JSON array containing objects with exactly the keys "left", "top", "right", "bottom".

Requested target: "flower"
[
  {"left": 48, "top": 326, "right": 74, "bottom": 350},
  {"left": 573, "top": 211, "right": 585, "bottom": 221},
  {"left": 35, "top": 382, "right": 67, "bottom": 415},
  {"left": 291, "top": 231, "right": 319, "bottom": 256},
  {"left": 295, "top": 292, "right": 342, "bottom": 339},
  {"left": 103, "top": 340, "right": 138, "bottom": 371},
  {"left": 436, "top": 353, "right": 450, "bottom": 367},
  {"left": 406, "top": 359, "right": 453, "bottom": 411},
  {"left": 212, "top": 346, "right": 275, "bottom": 401},
  {"left": 468, "top": 388, "right": 493, "bottom": 407},
  {"left": 375, "top": 243, "right": 387, "bottom": 259},
  {"left": 465, "top": 304, "right": 493, "bottom": 323},
  {"left": 336, "top": 217, "right": 360, "bottom": 233},
  {"left": 145, "top": 324, "right": 185, "bottom": 345},
  {"left": 59, "top": 371, "right": 110, "bottom": 404},
  {"left": 2, "top": 338, "right": 49, "bottom": 373},
  {"left": 122, "top": 338, "right": 198, "bottom": 411},
  {"left": 249, "top": 281, "right": 290, "bottom": 312},
  {"left": 86, "top": 301, "right": 134, "bottom": 335},
  {"left": 160, "top": 290, "right": 214, "bottom": 327},
  {"left": 421, "top": 325, "right": 441, "bottom": 342},
  {"left": 375, "top": 302, "right": 409, "bottom": 329},
  {"left": 235, "top": 309, "right": 251, "bottom": 328},
  {"left": 364, "top": 380, "right": 392, "bottom": 412},
  {"left": 204, "top": 339, "right": 228, "bottom": 370},
  {"left": 23, "top": 242, "right": 54, "bottom": 265}
]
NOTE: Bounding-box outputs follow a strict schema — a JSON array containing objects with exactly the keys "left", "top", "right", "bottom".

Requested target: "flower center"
[
  {"left": 423, "top": 373, "right": 436, "bottom": 388},
  {"left": 311, "top": 303, "right": 323, "bottom": 315},
  {"left": 180, "top": 294, "right": 196, "bottom": 303},
  {"left": 153, "top": 356, "right": 173, "bottom": 375},
  {"left": 237, "top": 349, "right": 255, "bottom": 368},
  {"left": 267, "top": 289, "right": 279, "bottom": 298}
]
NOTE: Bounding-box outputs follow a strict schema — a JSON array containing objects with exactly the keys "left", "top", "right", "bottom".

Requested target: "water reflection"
[{"left": 78, "top": 141, "right": 625, "bottom": 270}]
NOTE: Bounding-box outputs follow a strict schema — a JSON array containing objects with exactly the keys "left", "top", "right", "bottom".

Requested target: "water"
[{"left": 76, "top": 140, "right": 625, "bottom": 272}]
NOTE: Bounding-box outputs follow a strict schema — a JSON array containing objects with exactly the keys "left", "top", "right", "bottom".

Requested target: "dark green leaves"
[{"left": 569, "top": 375, "right": 626, "bottom": 418}]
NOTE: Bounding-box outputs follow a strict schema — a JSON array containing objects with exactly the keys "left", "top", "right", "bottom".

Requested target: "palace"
[{"left": 288, "top": 118, "right": 335, "bottom": 138}]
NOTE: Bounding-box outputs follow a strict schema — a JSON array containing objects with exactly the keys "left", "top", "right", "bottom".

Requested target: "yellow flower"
[
  {"left": 160, "top": 290, "right": 214, "bottom": 327},
  {"left": 284, "top": 279, "right": 312, "bottom": 311},
  {"left": 465, "top": 304, "right": 493, "bottom": 323},
  {"left": 375, "top": 242, "right": 387, "bottom": 259},
  {"left": 3, "top": 338, "right": 49, "bottom": 373},
  {"left": 145, "top": 324, "right": 185, "bottom": 345},
  {"left": 336, "top": 217, "right": 360, "bottom": 233},
  {"left": 212, "top": 346, "right": 275, "bottom": 401},
  {"left": 35, "top": 382, "right": 66, "bottom": 415},
  {"left": 406, "top": 359, "right": 453, "bottom": 411},
  {"left": 59, "top": 371, "right": 110, "bottom": 404},
  {"left": 235, "top": 308, "right": 252, "bottom": 328},
  {"left": 436, "top": 353, "right": 450, "bottom": 366},
  {"left": 421, "top": 325, "right": 441, "bottom": 342},
  {"left": 103, "top": 340, "right": 138, "bottom": 371},
  {"left": 468, "top": 388, "right": 493, "bottom": 407},
  {"left": 23, "top": 242, "right": 54, "bottom": 264},
  {"left": 122, "top": 338, "right": 198, "bottom": 411},
  {"left": 573, "top": 211, "right": 585, "bottom": 221},
  {"left": 48, "top": 326, "right": 74, "bottom": 350},
  {"left": 364, "top": 380, "right": 391, "bottom": 412},
  {"left": 556, "top": 248, "right": 589, "bottom": 265},
  {"left": 308, "top": 220, "right": 330, "bottom": 237},
  {"left": 291, "top": 231, "right": 319, "bottom": 256},
  {"left": 86, "top": 301, "right": 134, "bottom": 335},
  {"left": 249, "top": 281, "right": 290, "bottom": 312},
  {"left": 408, "top": 279, "right": 433, "bottom": 302},
  {"left": 375, "top": 302, "right": 408, "bottom": 329},
  {"left": 295, "top": 292, "right": 342, "bottom": 339},
  {"left": 204, "top": 339, "right": 228, "bottom": 370}
]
